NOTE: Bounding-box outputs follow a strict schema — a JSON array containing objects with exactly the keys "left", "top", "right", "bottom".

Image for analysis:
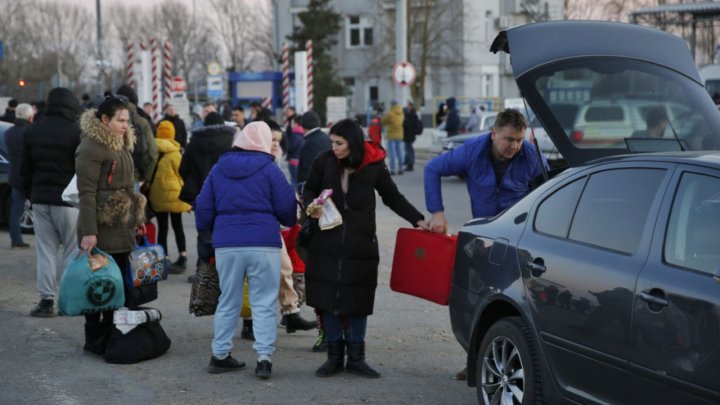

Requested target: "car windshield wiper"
[{"left": 651, "top": 88, "right": 685, "bottom": 151}]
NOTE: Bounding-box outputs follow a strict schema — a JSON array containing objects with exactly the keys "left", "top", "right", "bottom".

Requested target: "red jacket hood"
[{"left": 357, "top": 141, "right": 386, "bottom": 172}]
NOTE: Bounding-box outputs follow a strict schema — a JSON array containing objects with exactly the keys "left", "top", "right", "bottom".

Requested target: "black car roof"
[
  {"left": 491, "top": 20, "right": 701, "bottom": 83},
  {"left": 591, "top": 151, "right": 720, "bottom": 167}
]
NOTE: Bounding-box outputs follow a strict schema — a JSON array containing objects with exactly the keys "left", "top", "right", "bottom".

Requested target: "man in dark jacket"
[
  {"left": 296, "top": 111, "right": 331, "bottom": 190},
  {"left": 162, "top": 103, "right": 188, "bottom": 148},
  {"left": 21, "top": 88, "right": 82, "bottom": 317},
  {"left": 444, "top": 96, "right": 461, "bottom": 137},
  {"left": 179, "top": 112, "right": 234, "bottom": 283},
  {"left": 115, "top": 84, "right": 159, "bottom": 185},
  {"left": 1, "top": 99, "right": 18, "bottom": 123},
  {"left": 4, "top": 103, "right": 34, "bottom": 249},
  {"left": 402, "top": 101, "right": 423, "bottom": 172}
]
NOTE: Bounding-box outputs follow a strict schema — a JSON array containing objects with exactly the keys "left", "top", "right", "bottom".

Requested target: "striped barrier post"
[
  {"left": 282, "top": 42, "right": 290, "bottom": 124},
  {"left": 150, "top": 38, "right": 161, "bottom": 122},
  {"left": 163, "top": 40, "right": 172, "bottom": 110},
  {"left": 306, "top": 39, "right": 313, "bottom": 111},
  {"left": 126, "top": 42, "right": 135, "bottom": 89}
]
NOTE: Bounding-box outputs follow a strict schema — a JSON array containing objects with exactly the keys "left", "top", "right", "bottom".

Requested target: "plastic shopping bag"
[
  {"left": 59, "top": 248, "right": 125, "bottom": 316},
  {"left": 61, "top": 175, "right": 79, "bottom": 208}
]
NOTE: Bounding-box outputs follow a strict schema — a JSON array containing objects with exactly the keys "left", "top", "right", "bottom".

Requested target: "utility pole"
[
  {"left": 395, "top": 0, "right": 409, "bottom": 106},
  {"left": 96, "top": 0, "right": 104, "bottom": 91}
]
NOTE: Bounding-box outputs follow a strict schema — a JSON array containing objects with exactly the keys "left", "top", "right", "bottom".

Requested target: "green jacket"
[
  {"left": 76, "top": 110, "right": 146, "bottom": 254},
  {"left": 128, "top": 103, "right": 159, "bottom": 183}
]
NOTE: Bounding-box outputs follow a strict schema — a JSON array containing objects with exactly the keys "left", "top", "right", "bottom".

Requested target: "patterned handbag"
[
  {"left": 189, "top": 258, "right": 220, "bottom": 316},
  {"left": 126, "top": 236, "right": 169, "bottom": 288}
]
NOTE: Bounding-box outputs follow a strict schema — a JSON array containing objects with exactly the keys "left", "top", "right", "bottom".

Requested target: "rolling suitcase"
[{"left": 390, "top": 228, "right": 458, "bottom": 305}]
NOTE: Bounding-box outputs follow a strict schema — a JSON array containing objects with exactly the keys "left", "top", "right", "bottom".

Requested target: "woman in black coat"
[{"left": 302, "top": 119, "right": 428, "bottom": 378}]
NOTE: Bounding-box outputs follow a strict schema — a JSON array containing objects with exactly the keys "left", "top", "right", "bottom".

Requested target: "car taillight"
[{"left": 570, "top": 130, "right": 584, "bottom": 143}]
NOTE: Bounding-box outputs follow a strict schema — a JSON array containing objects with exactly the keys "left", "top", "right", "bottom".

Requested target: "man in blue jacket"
[{"left": 424, "top": 108, "right": 545, "bottom": 234}]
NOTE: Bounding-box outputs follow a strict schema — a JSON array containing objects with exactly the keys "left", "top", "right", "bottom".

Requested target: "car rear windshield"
[{"left": 530, "top": 58, "right": 720, "bottom": 151}]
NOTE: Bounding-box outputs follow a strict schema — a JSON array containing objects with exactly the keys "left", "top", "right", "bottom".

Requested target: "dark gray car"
[{"left": 450, "top": 21, "right": 720, "bottom": 404}]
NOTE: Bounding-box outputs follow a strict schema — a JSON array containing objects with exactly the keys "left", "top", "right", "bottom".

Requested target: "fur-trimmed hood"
[{"left": 80, "top": 109, "right": 136, "bottom": 153}]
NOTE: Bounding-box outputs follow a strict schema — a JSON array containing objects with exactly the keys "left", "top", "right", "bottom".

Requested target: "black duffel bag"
[{"left": 104, "top": 308, "right": 171, "bottom": 364}]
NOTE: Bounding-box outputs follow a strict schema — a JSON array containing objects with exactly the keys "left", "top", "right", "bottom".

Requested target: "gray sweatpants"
[{"left": 33, "top": 204, "right": 79, "bottom": 300}]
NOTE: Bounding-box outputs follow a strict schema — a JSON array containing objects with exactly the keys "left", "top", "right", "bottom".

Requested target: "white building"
[{"left": 273, "top": 0, "right": 565, "bottom": 117}]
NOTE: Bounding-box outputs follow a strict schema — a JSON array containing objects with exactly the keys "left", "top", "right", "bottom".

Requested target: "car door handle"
[
  {"left": 526, "top": 261, "right": 546, "bottom": 274},
  {"left": 639, "top": 291, "right": 669, "bottom": 308}
]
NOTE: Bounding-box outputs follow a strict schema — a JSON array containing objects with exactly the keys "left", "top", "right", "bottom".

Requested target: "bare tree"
[
  {"left": 249, "top": 4, "right": 278, "bottom": 70},
  {"left": 208, "top": 0, "right": 255, "bottom": 71},
  {"left": 364, "top": 0, "right": 466, "bottom": 107},
  {"left": 110, "top": 4, "right": 154, "bottom": 45}
]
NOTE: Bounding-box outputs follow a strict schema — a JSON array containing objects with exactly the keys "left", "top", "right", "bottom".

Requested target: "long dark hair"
[
  {"left": 329, "top": 119, "right": 365, "bottom": 168},
  {"left": 95, "top": 96, "right": 128, "bottom": 121}
]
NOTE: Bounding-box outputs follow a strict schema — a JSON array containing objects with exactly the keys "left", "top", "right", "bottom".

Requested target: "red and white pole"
[
  {"left": 150, "top": 38, "right": 161, "bottom": 122},
  {"left": 282, "top": 42, "right": 290, "bottom": 124},
  {"left": 306, "top": 39, "right": 313, "bottom": 111},
  {"left": 262, "top": 96, "right": 272, "bottom": 109},
  {"left": 126, "top": 42, "right": 135, "bottom": 89},
  {"left": 163, "top": 40, "right": 172, "bottom": 109}
]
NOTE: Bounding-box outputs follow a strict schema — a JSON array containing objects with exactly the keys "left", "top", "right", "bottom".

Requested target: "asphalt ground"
[{"left": 0, "top": 156, "right": 477, "bottom": 405}]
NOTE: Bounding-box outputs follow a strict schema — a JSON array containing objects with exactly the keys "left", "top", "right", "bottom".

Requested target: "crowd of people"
[{"left": 3, "top": 88, "right": 544, "bottom": 381}]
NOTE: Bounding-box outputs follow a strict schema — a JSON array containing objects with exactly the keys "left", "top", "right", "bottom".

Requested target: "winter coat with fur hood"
[
  {"left": 76, "top": 109, "right": 146, "bottom": 254},
  {"left": 149, "top": 138, "right": 191, "bottom": 213}
]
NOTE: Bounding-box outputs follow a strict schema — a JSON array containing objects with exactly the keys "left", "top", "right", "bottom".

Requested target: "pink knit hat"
[{"left": 233, "top": 121, "right": 272, "bottom": 154}]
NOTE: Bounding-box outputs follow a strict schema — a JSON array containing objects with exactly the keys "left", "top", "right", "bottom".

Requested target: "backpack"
[
  {"left": 130, "top": 111, "right": 150, "bottom": 177},
  {"left": 414, "top": 115, "right": 424, "bottom": 136}
]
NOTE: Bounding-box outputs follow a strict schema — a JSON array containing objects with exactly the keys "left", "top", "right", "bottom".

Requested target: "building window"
[
  {"left": 344, "top": 77, "right": 356, "bottom": 87},
  {"left": 347, "top": 15, "right": 373, "bottom": 48},
  {"left": 369, "top": 85, "right": 379, "bottom": 103}
]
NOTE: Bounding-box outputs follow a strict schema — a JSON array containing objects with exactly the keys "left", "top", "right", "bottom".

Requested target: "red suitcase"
[{"left": 390, "top": 228, "right": 458, "bottom": 305}]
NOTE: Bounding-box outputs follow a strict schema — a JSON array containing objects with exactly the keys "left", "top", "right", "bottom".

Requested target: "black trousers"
[{"left": 156, "top": 212, "right": 186, "bottom": 256}]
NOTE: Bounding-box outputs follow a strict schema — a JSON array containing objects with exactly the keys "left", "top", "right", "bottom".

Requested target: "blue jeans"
[
  {"left": 387, "top": 140, "right": 405, "bottom": 173},
  {"left": 404, "top": 140, "right": 415, "bottom": 168},
  {"left": 213, "top": 247, "right": 281, "bottom": 357},
  {"left": 288, "top": 163, "right": 298, "bottom": 189},
  {"left": 197, "top": 230, "right": 213, "bottom": 264},
  {"left": 323, "top": 313, "right": 367, "bottom": 343},
  {"left": 9, "top": 187, "right": 25, "bottom": 245}
]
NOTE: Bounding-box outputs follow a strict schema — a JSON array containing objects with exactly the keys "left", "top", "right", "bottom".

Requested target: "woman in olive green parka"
[{"left": 75, "top": 96, "right": 146, "bottom": 355}]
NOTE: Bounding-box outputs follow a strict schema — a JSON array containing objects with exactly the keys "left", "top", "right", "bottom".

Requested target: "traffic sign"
[
  {"left": 392, "top": 62, "right": 416, "bottom": 87},
  {"left": 170, "top": 76, "right": 186, "bottom": 92},
  {"left": 207, "top": 74, "right": 224, "bottom": 100},
  {"left": 207, "top": 62, "right": 222, "bottom": 75}
]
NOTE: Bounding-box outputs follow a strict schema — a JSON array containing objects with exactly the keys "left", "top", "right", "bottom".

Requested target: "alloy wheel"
[{"left": 480, "top": 336, "right": 525, "bottom": 405}]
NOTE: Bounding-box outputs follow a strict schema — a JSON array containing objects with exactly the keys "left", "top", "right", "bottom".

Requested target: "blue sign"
[
  {"left": 207, "top": 74, "right": 225, "bottom": 99},
  {"left": 0, "top": 41, "right": 4, "bottom": 60}
]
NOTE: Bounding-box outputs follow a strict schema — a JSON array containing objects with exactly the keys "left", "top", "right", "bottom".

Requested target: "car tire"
[{"left": 476, "top": 317, "right": 541, "bottom": 405}]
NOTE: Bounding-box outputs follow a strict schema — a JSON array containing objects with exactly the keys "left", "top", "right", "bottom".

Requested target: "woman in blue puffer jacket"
[{"left": 195, "top": 121, "right": 296, "bottom": 379}]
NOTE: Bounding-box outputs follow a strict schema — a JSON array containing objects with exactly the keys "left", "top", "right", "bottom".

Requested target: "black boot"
[
  {"left": 240, "top": 319, "right": 255, "bottom": 341},
  {"left": 345, "top": 342, "right": 380, "bottom": 378},
  {"left": 83, "top": 322, "right": 113, "bottom": 355},
  {"left": 169, "top": 256, "right": 187, "bottom": 274},
  {"left": 284, "top": 312, "right": 316, "bottom": 333},
  {"left": 315, "top": 341, "right": 345, "bottom": 377}
]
